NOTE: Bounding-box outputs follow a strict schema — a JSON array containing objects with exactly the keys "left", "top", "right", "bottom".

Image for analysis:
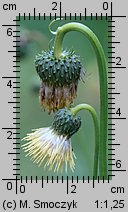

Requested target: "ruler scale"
[{"left": 0, "top": 0, "right": 127, "bottom": 211}]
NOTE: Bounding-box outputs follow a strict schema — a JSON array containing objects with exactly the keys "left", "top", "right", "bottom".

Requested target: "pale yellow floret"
[{"left": 22, "top": 127, "right": 75, "bottom": 173}]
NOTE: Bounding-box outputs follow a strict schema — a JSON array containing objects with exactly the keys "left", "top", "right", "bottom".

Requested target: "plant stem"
[
  {"left": 53, "top": 22, "right": 108, "bottom": 178},
  {"left": 70, "top": 104, "right": 99, "bottom": 179}
]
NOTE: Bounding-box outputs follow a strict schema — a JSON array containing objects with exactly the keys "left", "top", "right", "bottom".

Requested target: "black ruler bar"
[
  {"left": 111, "top": 2, "right": 113, "bottom": 19},
  {"left": 2, "top": 24, "right": 20, "bottom": 26},
  {"left": 108, "top": 169, "right": 126, "bottom": 172},
  {"left": 66, "top": 176, "right": 69, "bottom": 194},
  {"left": 60, "top": 2, "right": 62, "bottom": 20}
]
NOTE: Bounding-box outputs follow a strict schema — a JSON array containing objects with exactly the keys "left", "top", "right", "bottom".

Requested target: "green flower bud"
[
  {"left": 52, "top": 107, "right": 81, "bottom": 138},
  {"left": 35, "top": 49, "right": 85, "bottom": 113}
]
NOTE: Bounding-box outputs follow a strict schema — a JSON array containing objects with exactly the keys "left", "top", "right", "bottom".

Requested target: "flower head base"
[
  {"left": 35, "top": 49, "right": 84, "bottom": 113},
  {"left": 52, "top": 108, "right": 81, "bottom": 138},
  {"left": 22, "top": 108, "right": 81, "bottom": 172}
]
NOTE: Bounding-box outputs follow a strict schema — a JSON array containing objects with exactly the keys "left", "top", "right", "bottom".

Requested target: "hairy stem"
[{"left": 53, "top": 22, "right": 108, "bottom": 178}]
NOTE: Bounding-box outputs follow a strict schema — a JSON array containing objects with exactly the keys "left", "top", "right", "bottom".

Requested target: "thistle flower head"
[
  {"left": 22, "top": 108, "right": 81, "bottom": 172},
  {"left": 35, "top": 49, "right": 84, "bottom": 113}
]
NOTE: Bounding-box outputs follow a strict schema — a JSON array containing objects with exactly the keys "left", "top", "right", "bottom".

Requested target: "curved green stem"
[
  {"left": 70, "top": 104, "right": 99, "bottom": 179},
  {"left": 53, "top": 22, "right": 108, "bottom": 178}
]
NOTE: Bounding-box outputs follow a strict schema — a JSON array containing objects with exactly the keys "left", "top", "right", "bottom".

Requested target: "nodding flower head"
[
  {"left": 35, "top": 49, "right": 84, "bottom": 113},
  {"left": 22, "top": 108, "right": 81, "bottom": 173}
]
